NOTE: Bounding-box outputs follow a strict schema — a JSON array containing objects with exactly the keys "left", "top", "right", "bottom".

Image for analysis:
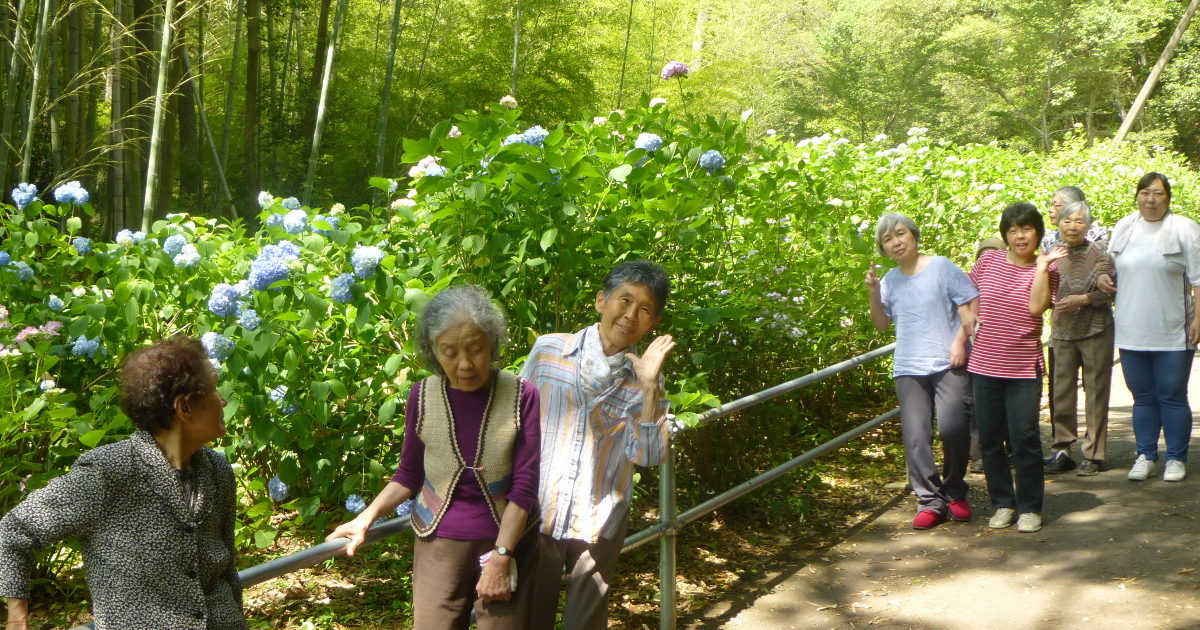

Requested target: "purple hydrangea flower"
[
  {"left": 661, "top": 61, "right": 689, "bottom": 79},
  {"left": 268, "top": 476, "right": 288, "bottom": 502}
]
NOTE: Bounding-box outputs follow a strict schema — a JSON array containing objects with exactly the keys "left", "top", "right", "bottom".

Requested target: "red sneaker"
[
  {"left": 948, "top": 499, "right": 973, "bottom": 522},
  {"left": 912, "top": 510, "right": 945, "bottom": 530}
]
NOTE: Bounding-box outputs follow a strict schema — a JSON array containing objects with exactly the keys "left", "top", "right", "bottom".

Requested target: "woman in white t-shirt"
[
  {"left": 1105, "top": 172, "right": 1200, "bottom": 483},
  {"left": 866, "top": 213, "right": 979, "bottom": 530}
]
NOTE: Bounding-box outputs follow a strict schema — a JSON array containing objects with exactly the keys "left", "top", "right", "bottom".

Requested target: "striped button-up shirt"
[{"left": 521, "top": 328, "right": 670, "bottom": 543}]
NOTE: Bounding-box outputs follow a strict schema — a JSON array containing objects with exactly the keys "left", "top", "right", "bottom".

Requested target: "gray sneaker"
[
  {"left": 988, "top": 508, "right": 1015, "bottom": 529},
  {"left": 1017, "top": 512, "right": 1042, "bottom": 533},
  {"left": 1076, "top": 459, "right": 1103, "bottom": 476}
]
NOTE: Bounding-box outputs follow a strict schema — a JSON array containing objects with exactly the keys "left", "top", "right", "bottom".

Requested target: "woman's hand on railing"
[
  {"left": 325, "top": 516, "right": 371, "bottom": 557},
  {"left": 476, "top": 554, "right": 514, "bottom": 602}
]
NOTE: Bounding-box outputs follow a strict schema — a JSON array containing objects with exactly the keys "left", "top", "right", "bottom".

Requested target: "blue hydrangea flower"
[
  {"left": 10, "top": 261, "right": 32, "bottom": 281},
  {"left": 635, "top": 133, "right": 663, "bottom": 152},
  {"left": 208, "top": 283, "right": 242, "bottom": 317},
  {"left": 268, "top": 476, "right": 289, "bottom": 502},
  {"left": 38, "top": 379, "right": 56, "bottom": 391},
  {"left": 71, "top": 335, "right": 101, "bottom": 357},
  {"left": 313, "top": 214, "right": 339, "bottom": 236},
  {"left": 163, "top": 234, "right": 187, "bottom": 257},
  {"left": 71, "top": 237, "right": 92, "bottom": 255},
  {"left": 173, "top": 243, "right": 201, "bottom": 268},
  {"left": 11, "top": 183, "right": 37, "bottom": 209},
  {"left": 501, "top": 133, "right": 524, "bottom": 146},
  {"left": 53, "top": 181, "right": 89, "bottom": 204},
  {"left": 277, "top": 240, "right": 301, "bottom": 260},
  {"left": 237, "top": 304, "right": 260, "bottom": 331},
  {"left": 248, "top": 250, "right": 290, "bottom": 290},
  {"left": 281, "top": 197, "right": 302, "bottom": 211},
  {"left": 47, "top": 295, "right": 64, "bottom": 312},
  {"left": 115, "top": 229, "right": 135, "bottom": 247},
  {"left": 258, "top": 191, "right": 275, "bottom": 209},
  {"left": 522, "top": 125, "right": 549, "bottom": 147},
  {"left": 269, "top": 385, "right": 288, "bottom": 404},
  {"left": 201, "top": 331, "right": 235, "bottom": 361},
  {"left": 265, "top": 213, "right": 284, "bottom": 228},
  {"left": 132, "top": 231, "right": 146, "bottom": 243},
  {"left": 699, "top": 150, "right": 726, "bottom": 174},
  {"left": 345, "top": 494, "right": 367, "bottom": 514},
  {"left": 282, "top": 210, "right": 307, "bottom": 234},
  {"left": 329, "top": 273, "right": 354, "bottom": 303},
  {"left": 0, "top": 251, "right": 9, "bottom": 266},
  {"left": 396, "top": 499, "right": 413, "bottom": 518},
  {"left": 351, "top": 246, "right": 384, "bottom": 279}
]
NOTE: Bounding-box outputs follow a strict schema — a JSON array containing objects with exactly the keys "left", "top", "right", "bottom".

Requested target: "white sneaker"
[
  {"left": 989, "top": 507, "right": 1015, "bottom": 529},
  {"left": 1017, "top": 512, "right": 1042, "bottom": 533},
  {"left": 1164, "top": 459, "right": 1187, "bottom": 482},
  {"left": 1127, "top": 454, "right": 1158, "bottom": 481}
]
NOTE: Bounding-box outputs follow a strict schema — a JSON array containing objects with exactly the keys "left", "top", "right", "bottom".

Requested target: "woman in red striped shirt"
[{"left": 968, "top": 202, "right": 1056, "bottom": 534}]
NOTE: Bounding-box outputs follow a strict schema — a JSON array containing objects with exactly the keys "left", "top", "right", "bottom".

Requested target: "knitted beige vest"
[{"left": 410, "top": 370, "right": 522, "bottom": 537}]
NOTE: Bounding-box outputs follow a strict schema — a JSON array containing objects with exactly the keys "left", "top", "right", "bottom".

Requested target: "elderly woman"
[
  {"left": 1103, "top": 173, "right": 1200, "bottom": 483},
  {"left": 1031, "top": 200, "right": 1115, "bottom": 476},
  {"left": 866, "top": 213, "right": 979, "bottom": 529},
  {"left": 327, "top": 285, "right": 540, "bottom": 629},
  {"left": 969, "top": 202, "right": 1054, "bottom": 533},
  {"left": 0, "top": 337, "right": 245, "bottom": 629},
  {"left": 1040, "top": 186, "right": 1108, "bottom": 252}
]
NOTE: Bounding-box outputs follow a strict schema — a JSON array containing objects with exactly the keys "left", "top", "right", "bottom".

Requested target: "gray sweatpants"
[{"left": 895, "top": 367, "right": 971, "bottom": 514}]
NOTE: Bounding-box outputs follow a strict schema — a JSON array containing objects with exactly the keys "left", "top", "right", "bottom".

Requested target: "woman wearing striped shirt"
[{"left": 969, "top": 202, "right": 1055, "bottom": 533}]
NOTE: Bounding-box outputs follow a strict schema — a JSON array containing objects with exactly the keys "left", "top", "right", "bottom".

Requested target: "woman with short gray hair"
[
  {"left": 866, "top": 213, "right": 979, "bottom": 530},
  {"left": 328, "top": 284, "right": 541, "bottom": 629},
  {"left": 1031, "top": 201, "right": 1115, "bottom": 476}
]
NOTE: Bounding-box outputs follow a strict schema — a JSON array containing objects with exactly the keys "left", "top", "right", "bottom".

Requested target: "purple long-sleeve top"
[{"left": 391, "top": 376, "right": 541, "bottom": 541}]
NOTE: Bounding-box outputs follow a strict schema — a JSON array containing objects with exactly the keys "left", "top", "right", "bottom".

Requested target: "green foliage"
[{"left": 3, "top": 95, "right": 1199, "bottom": 584}]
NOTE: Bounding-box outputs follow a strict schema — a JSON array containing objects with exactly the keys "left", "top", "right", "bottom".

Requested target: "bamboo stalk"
[{"left": 140, "top": 0, "right": 178, "bottom": 231}]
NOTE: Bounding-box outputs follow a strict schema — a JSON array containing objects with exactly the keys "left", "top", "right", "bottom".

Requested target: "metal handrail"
[{"left": 69, "top": 343, "right": 898, "bottom": 630}]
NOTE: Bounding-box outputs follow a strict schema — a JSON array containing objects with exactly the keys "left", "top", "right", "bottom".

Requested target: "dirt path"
[{"left": 686, "top": 358, "right": 1200, "bottom": 630}]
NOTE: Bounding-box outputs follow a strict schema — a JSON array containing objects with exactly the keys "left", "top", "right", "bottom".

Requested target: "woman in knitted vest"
[{"left": 327, "top": 285, "right": 541, "bottom": 629}]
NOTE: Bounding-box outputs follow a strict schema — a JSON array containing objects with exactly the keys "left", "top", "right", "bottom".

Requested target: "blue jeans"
[
  {"left": 1119, "top": 349, "right": 1194, "bottom": 463},
  {"left": 972, "top": 374, "right": 1043, "bottom": 514}
]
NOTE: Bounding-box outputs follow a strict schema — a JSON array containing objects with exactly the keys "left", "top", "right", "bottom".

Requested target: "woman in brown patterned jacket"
[
  {"left": 0, "top": 337, "right": 245, "bottom": 629},
  {"left": 1031, "top": 200, "right": 1116, "bottom": 477}
]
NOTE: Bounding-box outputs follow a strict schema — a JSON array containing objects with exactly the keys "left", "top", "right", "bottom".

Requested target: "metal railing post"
[{"left": 658, "top": 444, "right": 678, "bottom": 630}]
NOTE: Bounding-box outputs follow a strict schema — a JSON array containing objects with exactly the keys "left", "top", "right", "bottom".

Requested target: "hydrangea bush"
[{"left": 1, "top": 98, "right": 1196, "bottom": 569}]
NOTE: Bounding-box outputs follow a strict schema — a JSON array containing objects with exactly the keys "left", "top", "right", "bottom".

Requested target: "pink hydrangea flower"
[{"left": 661, "top": 61, "right": 689, "bottom": 79}]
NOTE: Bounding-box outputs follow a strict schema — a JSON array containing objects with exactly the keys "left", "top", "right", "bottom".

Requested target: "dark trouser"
[
  {"left": 895, "top": 368, "right": 971, "bottom": 514},
  {"left": 1050, "top": 328, "right": 1115, "bottom": 461},
  {"left": 531, "top": 518, "right": 629, "bottom": 630},
  {"left": 972, "top": 373, "right": 1044, "bottom": 514},
  {"left": 965, "top": 375, "right": 982, "bottom": 461},
  {"left": 1120, "top": 348, "right": 1195, "bottom": 463},
  {"left": 411, "top": 529, "right": 539, "bottom": 630}
]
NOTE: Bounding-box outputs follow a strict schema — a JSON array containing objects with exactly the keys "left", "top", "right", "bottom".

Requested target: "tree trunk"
[
  {"left": 109, "top": 0, "right": 126, "bottom": 230},
  {"left": 0, "top": 0, "right": 31, "bottom": 192},
  {"left": 177, "top": 39, "right": 200, "bottom": 202},
  {"left": 141, "top": 0, "right": 178, "bottom": 231},
  {"left": 510, "top": 0, "right": 520, "bottom": 96},
  {"left": 243, "top": 0, "right": 261, "bottom": 203},
  {"left": 20, "top": 0, "right": 54, "bottom": 183},
  {"left": 616, "top": 0, "right": 634, "bottom": 108},
  {"left": 66, "top": 2, "right": 81, "bottom": 168},
  {"left": 372, "top": 0, "right": 403, "bottom": 205},
  {"left": 301, "top": 0, "right": 331, "bottom": 145},
  {"left": 220, "top": 0, "right": 242, "bottom": 167},
  {"left": 47, "top": 8, "right": 62, "bottom": 176},
  {"left": 301, "top": 0, "right": 347, "bottom": 204}
]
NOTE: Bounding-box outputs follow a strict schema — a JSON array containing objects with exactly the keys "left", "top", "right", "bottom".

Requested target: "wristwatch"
[{"left": 494, "top": 545, "right": 513, "bottom": 557}]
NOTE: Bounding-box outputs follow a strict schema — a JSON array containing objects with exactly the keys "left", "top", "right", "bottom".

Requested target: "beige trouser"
[
  {"left": 1050, "top": 327, "right": 1115, "bottom": 461},
  {"left": 411, "top": 530, "right": 539, "bottom": 630}
]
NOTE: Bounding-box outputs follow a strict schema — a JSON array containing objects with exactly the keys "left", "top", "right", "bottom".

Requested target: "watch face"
[{"left": 495, "top": 545, "right": 511, "bottom": 556}]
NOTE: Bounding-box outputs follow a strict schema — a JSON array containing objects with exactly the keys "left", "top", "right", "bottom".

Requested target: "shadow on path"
[{"left": 684, "top": 360, "right": 1200, "bottom": 630}]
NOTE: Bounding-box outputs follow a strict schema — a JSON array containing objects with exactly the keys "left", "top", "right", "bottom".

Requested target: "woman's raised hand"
[
  {"left": 1036, "top": 246, "right": 1069, "bottom": 269},
  {"left": 864, "top": 265, "right": 880, "bottom": 291}
]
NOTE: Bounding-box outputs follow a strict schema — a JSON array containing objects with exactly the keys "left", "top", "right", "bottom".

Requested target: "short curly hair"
[{"left": 119, "top": 336, "right": 215, "bottom": 435}]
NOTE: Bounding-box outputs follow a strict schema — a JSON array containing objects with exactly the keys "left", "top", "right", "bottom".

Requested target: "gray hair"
[
  {"left": 602, "top": 259, "right": 670, "bottom": 314},
  {"left": 1059, "top": 200, "right": 1093, "bottom": 226},
  {"left": 1053, "top": 186, "right": 1086, "bottom": 204},
  {"left": 415, "top": 284, "right": 508, "bottom": 374},
  {"left": 874, "top": 213, "right": 920, "bottom": 256}
]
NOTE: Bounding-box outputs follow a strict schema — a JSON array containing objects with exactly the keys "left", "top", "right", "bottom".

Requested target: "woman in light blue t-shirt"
[{"left": 866, "top": 213, "right": 979, "bottom": 530}]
